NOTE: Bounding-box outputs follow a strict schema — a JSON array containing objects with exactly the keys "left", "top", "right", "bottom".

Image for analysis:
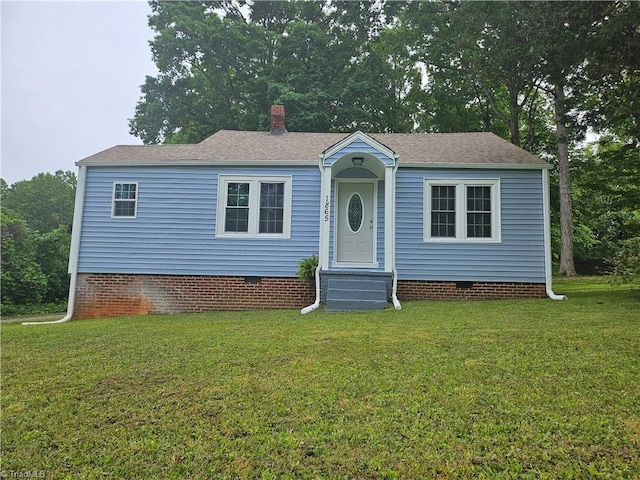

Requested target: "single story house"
[{"left": 63, "top": 106, "right": 565, "bottom": 319}]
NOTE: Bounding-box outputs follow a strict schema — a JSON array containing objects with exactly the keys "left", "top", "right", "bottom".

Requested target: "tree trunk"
[
  {"left": 508, "top": 81, "right": 521, "bottom": 147},
  {"left": 554, "top": 82, "right": 577, "bottom": 276}
]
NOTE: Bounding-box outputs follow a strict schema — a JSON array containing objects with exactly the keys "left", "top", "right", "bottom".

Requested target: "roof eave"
[
  {"left": 399, "top": 162, "right": 553, "bottom": 170},
  {"left": 75, "top": 159, "right": 319, "bottom": 167}
]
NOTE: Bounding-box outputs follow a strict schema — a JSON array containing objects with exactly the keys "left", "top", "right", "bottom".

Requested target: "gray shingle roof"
[{"left": 78, "top": 130, "right": 549, "bottom": 167}]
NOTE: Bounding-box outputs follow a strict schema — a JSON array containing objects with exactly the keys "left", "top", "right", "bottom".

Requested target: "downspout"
[
  {"left": 301, "top": 156, "right": 325, "bottom": 314},
  {"left": 301, "top": 265, "right": 321, "bottom": 314},
  {"left": 542, "top": 168, "right": 567, "bottom": 301},
  {"left": 24, "top": 165, "right": 87, "bottom": 325},
  {"left": 390, "top": 159, "right": 402, "bottom": 310}
]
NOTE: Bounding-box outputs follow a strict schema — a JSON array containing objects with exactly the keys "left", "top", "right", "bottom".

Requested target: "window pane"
[
  {"left": 114, "top": 200, "right": 136, "bottom": 217},
  {"left": 431, "top": 186, "right": 456, "bottom": 237},
  {"left": 227, "top": 183, "right": 249, "bottom": 207},
  {"left": 259, "top": 183, "right": 284, "bottom": 233},
  {"left": 115, "top": 183, "right": 136, "bottom": 200},
  {"left": 225, "top": 207, "right": 249, "bottom": 232},
  {"left": 259, "top": 207, "right": 283, "bottom": 233},
  {"left": 225, "top": 182, "right": 250, "bottom": 232},
  {"left": 467, "top": 213, "right": 492, "bottom": 237},
  {"left": 347, "top": 194, "right": 364, "bottom": 233},
  {"left": 467, "top": 186, "right": 491, "bottom": 238},
  {"left": 260, "top": 182, "right": 284, "bottom": 208},
  {"left": 432, "top": 212, "right": 456, "bottom": 237}
]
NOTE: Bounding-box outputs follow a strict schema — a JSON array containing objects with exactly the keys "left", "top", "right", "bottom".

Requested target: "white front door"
[{"left": 336, "top": 182, "right": 376, "bottom": 264}]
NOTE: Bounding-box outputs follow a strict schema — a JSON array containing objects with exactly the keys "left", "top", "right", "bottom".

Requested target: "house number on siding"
[{"left": 324, "top": 196, "right": 330, "bottom": 222}]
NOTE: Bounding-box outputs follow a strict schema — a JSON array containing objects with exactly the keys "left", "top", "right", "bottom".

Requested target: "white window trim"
[
  {"left": 111, "top": 181, "right": 138, "bottom": 219},
  {"left": 216, "top": 175, "right": 292, "bottom": 239},
  {"left": 424, "top": 178, "right": 501, "bottom": 243}
]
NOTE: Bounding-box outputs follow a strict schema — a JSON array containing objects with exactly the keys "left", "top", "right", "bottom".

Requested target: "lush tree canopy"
[
  {"left": 129, "top": 0, "right": 419, "bottom": 143},
  {"left": 1, "top": 171, "right": 76, "bottom": 312},
  {"left": 3, "top": 2, "right": 636, "bottom": 313},
  {"left": 128, "top": 0, "right": 639, "bottom": 278}
]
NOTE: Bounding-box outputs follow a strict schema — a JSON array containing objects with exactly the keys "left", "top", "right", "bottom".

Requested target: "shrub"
[
  {"left": 296, "top": 255, "right": 318, "bottom": 281},
  {"left": 610, "top": 237, "right": 640, "bottom": 288}
]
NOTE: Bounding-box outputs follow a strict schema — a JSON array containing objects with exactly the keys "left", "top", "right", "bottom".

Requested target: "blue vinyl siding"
[
  {"left": 395, "top": 168, "right": 546, "bottom": 283},
  {"left": 324, "top": 140, "right": 394, "bottom": 166},
  {"left": 78, "top": 166, "right": 320, "bottom": 276}
]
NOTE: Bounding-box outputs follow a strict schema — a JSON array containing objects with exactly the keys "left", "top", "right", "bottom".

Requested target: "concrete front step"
[
  {"left": 325, "top": 278, "right": 388, "bottom": 312},
  {"left": 325, "top": 298, "right": 389, "bottom": 311}
]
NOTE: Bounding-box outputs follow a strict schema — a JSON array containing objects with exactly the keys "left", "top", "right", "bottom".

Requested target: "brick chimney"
[{"left": 270, "top": 105, "right": 286, "bottom": 135}]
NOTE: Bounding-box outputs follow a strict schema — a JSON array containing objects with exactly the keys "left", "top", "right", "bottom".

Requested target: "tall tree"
[
  {"left": 130, "top": 0, "right": 408, "bottom": 141},
  {"left": 1, "top": 211, "right": 48, "bottom": 307},
  {"left": 407, "top": 1, "right": 633, "bottom": 276},
  {"left": 131, "top": 1, "right": 270, "bottom": 144},
  {"left": 406, "top": 1, "right": 549, "bottom": 148},
  {"left": 525, "top": 2, "right": 617, "bottom": 276},
  {"left": 1, "top": 171, "right": 76, "bottom": 233},
  {"left": 580, "top": 1, "right": 640, "bottom": 144},
  {"left": 1, "top": 171, "right": 76, "bottom": 306}
]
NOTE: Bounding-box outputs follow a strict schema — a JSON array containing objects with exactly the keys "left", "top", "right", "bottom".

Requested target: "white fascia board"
[
  {"left": 399, "top": 162, "right": 552, "bottom": 170},
  {"left": 76, "top": 160, "right": 318, "bottom": 167}
]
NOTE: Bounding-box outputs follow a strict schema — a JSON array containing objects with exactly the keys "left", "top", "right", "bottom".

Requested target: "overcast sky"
[{"left": 2, "top": 1, "right": 158, "bottom": 185}]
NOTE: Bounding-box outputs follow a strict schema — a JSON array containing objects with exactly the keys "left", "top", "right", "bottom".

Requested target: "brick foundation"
[
  {"left": 397, "top": 280, "right": 546, "bottom": 301},
  {"left": 74, "top": 273, "right": 316, "bottom": 319},
  {"left": 73, "top": 273, "right": 547, "bottom": 319}
]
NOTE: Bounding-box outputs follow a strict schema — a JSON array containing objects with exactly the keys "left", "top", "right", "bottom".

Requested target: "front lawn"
[{"left": 2, "top": 278, "right": 639, "bottom": 479}]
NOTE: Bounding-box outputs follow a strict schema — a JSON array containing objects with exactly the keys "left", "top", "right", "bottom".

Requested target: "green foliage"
[
  {"left": 579, "top": 1, "right": 640, "bottom": 143},
  {"left": 1, "top": 171, "right": 75, "bottom": 311},
  {"left": 296, "top": 255, "right": 318, "bottom": 281},
  {"left": 610, "top": 237, "right": 640, "bottom": 288},
  {"left": 565, "top": 137, "right": 640, "bottom": 269},
  {"left": 131, "top": 0, "right": 416, "bottom": 142},
  {"left": 2, "top": 278, "right": 639, "bottom": 478},
  {"left": 0, "top": 302, "right": 67, "bottom": 318},
  {"left": 406, "top": 1, "right": 550, "bottom": 148},
  {"left": 0, "top": 211, "right": 48, "bottom": 308},
  {"left": 35, "top": 226, "right": 71, "bottom": 302},
  {"left": 1, "top": 170, "right": 75, "bottom": 233}
]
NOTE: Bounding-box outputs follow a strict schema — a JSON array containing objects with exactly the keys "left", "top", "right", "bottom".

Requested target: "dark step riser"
[
  {"left": 326, "top": 300, "right": 389, "bottom": 312},
  {"left": 327, "top": 289, "right": 387, "bottom": 301},
  {"left": 327, "top": 280, "right": 387, "bottom": 291}
]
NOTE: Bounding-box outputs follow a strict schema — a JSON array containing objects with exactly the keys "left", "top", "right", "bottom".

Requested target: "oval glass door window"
[{"left": 347, "top": 193, "right": 364, "bottom": 233}]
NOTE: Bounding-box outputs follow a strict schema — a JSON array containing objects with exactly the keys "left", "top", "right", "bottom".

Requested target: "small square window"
[{"left": 112, "top": 182, "right": 138, "bottom": 218}]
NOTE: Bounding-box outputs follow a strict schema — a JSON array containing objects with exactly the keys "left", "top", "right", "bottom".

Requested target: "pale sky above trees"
[{"left": 1, "top": 1, "right": 157, "bottom": 184}]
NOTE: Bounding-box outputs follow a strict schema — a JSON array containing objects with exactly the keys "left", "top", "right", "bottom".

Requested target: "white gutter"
[
  {"left": 24, "top": 165, "right": 87, "bottom": 325},
  {"left": 390, "top": 160, "right": 401, "bottom": 310},
  {"left": 542, "top": 168, "right": 567, "bottom": 301}
]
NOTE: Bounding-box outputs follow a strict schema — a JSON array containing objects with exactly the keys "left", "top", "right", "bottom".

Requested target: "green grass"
[{"left": 2, "top": 278, "right": 639, "bottom": 479}]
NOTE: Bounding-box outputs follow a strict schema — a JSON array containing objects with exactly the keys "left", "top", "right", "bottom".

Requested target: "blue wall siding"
[
  {"left": 395, "top": 168, "right": 546, "bottom": 283},
  {"left": 78, "top": 166, "right": 321, "bottom": 276},
  {"left": 324, "top": 140, "right": 394, "bottom": 165}
]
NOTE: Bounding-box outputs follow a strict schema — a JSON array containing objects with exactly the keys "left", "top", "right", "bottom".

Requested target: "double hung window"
[
  {"left": 424, "top": 179, "right": 501, "bottom": 242},
  {"left": 217, "top": 176, "right": 292, "bottom": 238},
  {"left": 112, "top": 182, "right": 138, "bottom": 218}
]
